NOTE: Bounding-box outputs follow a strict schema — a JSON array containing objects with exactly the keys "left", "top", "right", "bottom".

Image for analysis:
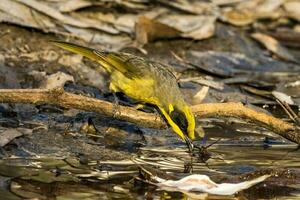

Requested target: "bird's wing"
[
  {"left": 96, "top": 51, "right": 146, "bottom": 77},
  {"left": 51, "top": 40, "right": 176, "bottom": 79}
]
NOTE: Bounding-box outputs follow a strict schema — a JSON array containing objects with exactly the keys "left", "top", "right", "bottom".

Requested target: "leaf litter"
[{"left": 0, "top": 0, "right": 300, "bottom": 199}]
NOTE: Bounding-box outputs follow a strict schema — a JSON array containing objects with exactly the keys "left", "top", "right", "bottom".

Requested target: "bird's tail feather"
[{"left": 51, "top": 40, "right": 112, "bottom": 72}]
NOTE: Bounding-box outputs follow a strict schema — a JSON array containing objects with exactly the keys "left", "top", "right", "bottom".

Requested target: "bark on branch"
[{"left": 0, "top": 88, "right": 299, "bottom": 144}]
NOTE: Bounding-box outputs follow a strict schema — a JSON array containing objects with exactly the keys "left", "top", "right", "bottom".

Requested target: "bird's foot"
[{"left": 112, "top": 93, "right": 121, "bottom": 118}]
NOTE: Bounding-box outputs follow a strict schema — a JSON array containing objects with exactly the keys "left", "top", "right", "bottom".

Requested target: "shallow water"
[{"left": 1, "top": 141, "right": 300, "bottom": 200}]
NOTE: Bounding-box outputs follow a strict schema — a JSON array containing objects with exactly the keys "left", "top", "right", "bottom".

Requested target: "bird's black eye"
[{"left": 170, "top": 109, "right": 188, "bottom": 134}]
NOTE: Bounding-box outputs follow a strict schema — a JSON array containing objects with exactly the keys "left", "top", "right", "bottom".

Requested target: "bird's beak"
[{"left": 184, "top": 135, "right": 194, "bottom": 153}]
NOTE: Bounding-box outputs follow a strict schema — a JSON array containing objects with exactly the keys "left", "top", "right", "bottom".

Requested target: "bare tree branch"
[
  {"left": 0, "top": 88, "right": 299, "bottom": 144},
  {"left": 192, "top": 103, "right": 299, "bottom": 144},
  {"left": 0, "top": 88, "right": 165, "bottom": 129}
]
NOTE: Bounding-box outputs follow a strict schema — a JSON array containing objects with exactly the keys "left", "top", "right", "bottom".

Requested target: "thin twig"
[{"left": 276, "top": 99, "right": 296, "bottom": 123}]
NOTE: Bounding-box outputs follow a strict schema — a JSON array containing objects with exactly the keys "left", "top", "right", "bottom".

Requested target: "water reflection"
[{"left": 0, "top": 143, "right": 299, "bottom": 199}]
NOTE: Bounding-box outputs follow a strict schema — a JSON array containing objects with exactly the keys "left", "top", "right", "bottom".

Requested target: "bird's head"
[{"left": 160, "top": 103, "right": 196, "bottom": 142}]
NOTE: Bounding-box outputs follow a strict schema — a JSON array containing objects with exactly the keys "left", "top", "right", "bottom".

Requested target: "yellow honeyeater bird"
[{"left": 52, "top": 41, "right": 196, "bottom": 150}]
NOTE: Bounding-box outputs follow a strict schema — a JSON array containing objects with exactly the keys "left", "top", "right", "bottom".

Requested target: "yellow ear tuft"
[{"left": 168, "top": 104, "right": 174, "bottom": 113}]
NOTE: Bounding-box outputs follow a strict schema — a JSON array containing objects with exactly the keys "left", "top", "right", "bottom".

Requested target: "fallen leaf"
[
  {"left": 255, "top": 0, "right": 284, "bottom": 14},
  {"left": 17, "top": 128, "right": 33, "bottom": 136},
  {"left": 158, "top": 0, "right": 218, "bottom": 15},
  {"left": 220, "top": 0, "right": 284, "bottom": 24},
  {"left": 284, "top": 0, "right": 300, "bottom": 22},
  {"left": 44, "top": 72, "right": 74, "bottom": 89},
  {"left": 251, "top": 33, "right": 297, "bottom": 63},
  {"left": 272, "top": 91, "right": 294, "bottom": 105},
  {"left": 212, "top": 0, "right": 249, "bottom": 6},
  {"left": 220, "top": 7, "right": 254, "bottom": 26},
  {"left": 193, "top": 86, "right": 209, "bottom": 104},
  {"left": 15, "top": 0, "right": 119, "bottom": 34},
  {"left": 15, "top": 0, "right": 87, "bottom": 27},
  {"left": 0, "top": 129, "right": 23, "bottom": 147},
  {"left": 295, "top": 25, "right": 300, "bottom": 33},
  {"left": 181, "top": 77, "right": 224, "bottom": 90},
  {"left": 158, "top": 14, "right": 216, "bottom": 40},
  {"left": 266, "top": 29, "right": 300, "bottom": 48},
  {"left": 285, "top": 80, "right": 300, "bottom": 88},
  {"left": 222, "top": 76, "right": 275, "bottom": 90},
  {"left": 69, "top": 12, "right": 120, "bottom": 34},
  {"left": 0, "top": 0, "right": 56, "bottom": 30},
  {"left": 90, "top": 12, "right": 136, "bottom": 34},
  {"left": 29, "top": 71, "right": 74, "bottom": 89},
  {"left": 156, "top": 174, "right": 271, "bottom": 195},
  {"left": 19, "top": 52, "right": 40, "bottom": 62},
  {"left": 117, "top": 0, "right": 149, "bottom": 11},
  {"left": 62, "top": 25, "right": 132, "bottom": 50},
  {"left": 135, "top": 16, "right": 181, "bottom": 46},
  {"left": 59, "top": 0, "right": 92, "bottom": 13},
  {"left": 186, "top": 51, "right": 257, "bottom": 77}
]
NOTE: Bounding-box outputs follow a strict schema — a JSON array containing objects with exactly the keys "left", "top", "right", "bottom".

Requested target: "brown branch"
[
  {"left": 0, "top": 88, "right": 165, "bottom": 129},
  {"left": 0, "top": 88, "right": 299, "bottom": 144},
  {"left": 191, "top": 103, "right": 298, "bottom": 143}
]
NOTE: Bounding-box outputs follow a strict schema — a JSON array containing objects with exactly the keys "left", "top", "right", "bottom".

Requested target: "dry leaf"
[
  {"left": 29, "top": 71, "right": 74, "bottom": 89},
  {"left": 158, "top": 14, "right": 216, "bottom": 40},
  {"left": 156, "top": 174, "right": 271, "bottom": 195},
  {"left": 0, "top": 129, "right": 23, "bottom": 147},
  {"left": 255, "top": 0, "right": 284, "bottom": 13},
  {"left": 15, "top": 0, "right": 88, "bottom": 27},
  {"left": 220, "top": 8, "right": 254, "bottom": 26},
  {"left": 158, "top": 0, "right": 218, "bottom": 15},
  {"left": 135, "top": 16, "right": 181, "bottom": 46},
  {"left": 186, "top": 50, "right": 258, "bottom": 77},
  {"left": 295, "top": 25, "right": 300, "bottom": 33},
  {"left": 272, "top": 91, "right": 294, "bottom": 105},
  {"left": 136, "top": 13, "right": 216, "bottom": 44},
  {"left": 0, "top": 0, "right": 56, "bottom": 30},
  {"left": 43, "top": 72, "right": 74, "bottom": 89},
  {"left": 212, "top": 0, "right": 248, "bottom": 6},
  {"left": 255, "top": 0, "right": 284, "bottom": 19},
  {"left": 193, "top": 86, "right": 209, "bottom": 104},
  {"left": 181, "top": 77, "right": 224, "bottom": 90},
  {"left": 284, "top": 0, "right": 300, "bottom": 22},
  {"left": 251, "top": 33, "right": 297, "bottom": 62},
  {"left": 59, "top": 0, "right": 92, "bottom": 13},
  {"left": 117, "top": 0, "right": 148, "bottom": 11},
  {"left": 62, "top": 25, "right": 132, "bottom": 50},
  {"left": 16, "top": 0, "right": 119, "bottom": 34},
  {"left": 285, "top": 80, "right": 300, "bottom": 88},
  {"left": 69, "top": 12, "right": 120, "bottom": 34}
]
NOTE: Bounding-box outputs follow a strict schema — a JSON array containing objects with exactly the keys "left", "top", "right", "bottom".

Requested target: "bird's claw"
[{"left": 112, "top": 93, "right": 121, "bottom": 118}]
